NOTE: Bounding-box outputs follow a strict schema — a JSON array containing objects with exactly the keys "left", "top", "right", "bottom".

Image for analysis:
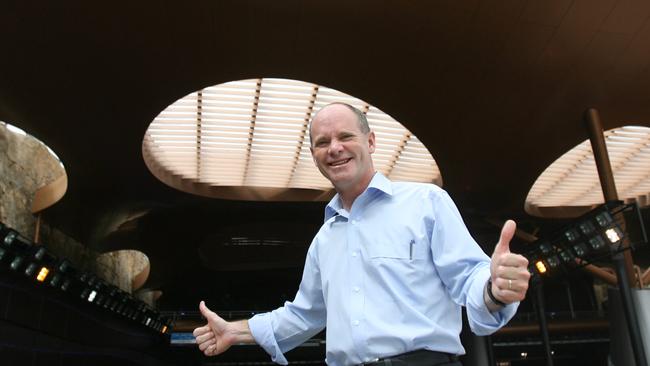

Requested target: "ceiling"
[{"left": 1, "top": 0, "right": 650, "bottom": 310}]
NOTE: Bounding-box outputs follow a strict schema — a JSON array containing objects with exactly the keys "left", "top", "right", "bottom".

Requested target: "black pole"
[
  {"left": 533, "top": 279, "right": 553, "bottom": 366},
  {"left": 563, "top": 280, "right": 575, "bottom": 319},
  {"left": 584, "top": 108, "right": 648, "bottom": 366},
  {"left": 485, "top": 335, "right": 495, "bottom": 366},
  {"left": 612, "top": 252, "right": 648, "bottom": 366}
]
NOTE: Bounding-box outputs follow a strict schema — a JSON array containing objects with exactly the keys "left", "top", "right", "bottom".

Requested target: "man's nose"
[{"left": 328, "top": 140, "right": 343, "bottom": 154}]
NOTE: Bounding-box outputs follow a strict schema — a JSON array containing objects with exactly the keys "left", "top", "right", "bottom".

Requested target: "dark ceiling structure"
[{"left": 1, "top": 0, "right": 650, "bottom": 310}]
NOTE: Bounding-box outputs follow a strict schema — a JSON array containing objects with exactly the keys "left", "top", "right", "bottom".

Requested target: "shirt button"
[
  {"left": 353, "top": 287, "right": 360, "bottom": 293},
  {"left": 351, "top": 219, "right": 357, "bottom": 225},
  {"left": 352, "top": 320, "right": 360, "bottom": 326},
  {"left": 352, "top": 252, "right": 358, "bottom": 257}
]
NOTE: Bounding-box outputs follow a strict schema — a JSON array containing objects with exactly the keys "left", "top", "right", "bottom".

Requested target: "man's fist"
[{"left": 489, "top": 220, "right": 531, "bottom": 304}]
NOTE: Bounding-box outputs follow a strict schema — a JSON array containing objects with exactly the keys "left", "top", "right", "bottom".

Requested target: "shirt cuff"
[
  {"left": 467, "top": 269, "right": 518, "bottom": 335},
  {"left": 249, "top": 312, "right": 289, "bottom": 365}
]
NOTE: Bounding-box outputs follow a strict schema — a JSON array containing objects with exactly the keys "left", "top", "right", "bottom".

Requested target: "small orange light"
[
  {"left": 535, "top": 261, "right": 547, "bottom": 274},
  {"left": 162, "top": 326, "right": 168, "bottom": 333},
  {"left": 37, "top": 267, "right": 50, "bottom": 282}
]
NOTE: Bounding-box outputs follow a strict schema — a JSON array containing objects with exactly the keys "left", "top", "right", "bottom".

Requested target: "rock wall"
[{"left": 96, "top": 250, "right": 149, "bottom": 293}]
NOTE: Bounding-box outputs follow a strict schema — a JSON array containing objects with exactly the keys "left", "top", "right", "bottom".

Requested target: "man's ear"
[{"left": 368, "top": 131, "right": 376, "bottom": 154}]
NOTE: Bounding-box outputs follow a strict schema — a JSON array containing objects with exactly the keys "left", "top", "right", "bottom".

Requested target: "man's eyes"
[{"left": 314, "top": 135, "right": 354, "bottom": 146}]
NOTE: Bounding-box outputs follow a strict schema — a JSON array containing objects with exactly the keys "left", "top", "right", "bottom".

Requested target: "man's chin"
[{"left": 328, "top": 175, "right": 354, "bottom": 189}]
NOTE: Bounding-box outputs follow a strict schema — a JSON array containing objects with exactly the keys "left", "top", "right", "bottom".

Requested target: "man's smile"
[{"left": 329, "top": 158, "right": 352, "bottom": 167}]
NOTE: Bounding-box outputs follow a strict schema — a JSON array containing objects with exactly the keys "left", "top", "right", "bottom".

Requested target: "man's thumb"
[
  {"left": 494, "top": 220, "right": 516, "bottom": 254},
  {"left": 199, "top": 300, "right": 214, "bottom": 319}
]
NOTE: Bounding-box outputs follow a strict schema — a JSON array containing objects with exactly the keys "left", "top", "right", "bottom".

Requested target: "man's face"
[{"left": 310, "top": 105, "right": 375, "bottom": 193}]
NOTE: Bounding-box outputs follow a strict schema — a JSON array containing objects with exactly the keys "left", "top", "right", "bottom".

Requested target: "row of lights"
[
  {"left": 525, "top": 203, "right": 628, "bottom": 278},
  {"left": 0, "top": 221, "right": 172, "bottom": 334}
]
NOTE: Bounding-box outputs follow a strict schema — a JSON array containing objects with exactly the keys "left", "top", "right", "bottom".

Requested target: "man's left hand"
[{"left": 490, "top": 220, "right": 531, "bottom": 304}]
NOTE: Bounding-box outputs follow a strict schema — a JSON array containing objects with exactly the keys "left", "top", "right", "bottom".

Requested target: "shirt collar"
[{"left": 324, "top": 172, "right": 393, "bottom": 221}]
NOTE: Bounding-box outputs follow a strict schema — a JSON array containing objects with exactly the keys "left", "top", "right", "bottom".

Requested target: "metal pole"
[
  {"left": 563, "top": 281, "right": 575, "bottom": 319},
  {"left": 533, "top": 279, "right": 553, "bottom": 366},
  {"left": 584, "top": 108, "right": 647, "bottom": 366},
  {"left": 486, "top": 335, "right": 495, "bottom": 366},
  {"left": 584, "top": 108, "right": 636, "bottom": 283}
]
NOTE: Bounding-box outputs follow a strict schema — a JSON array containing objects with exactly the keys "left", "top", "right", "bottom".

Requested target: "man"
[{"left": 194, "top": 103, "right": 531, "bottom": 365}]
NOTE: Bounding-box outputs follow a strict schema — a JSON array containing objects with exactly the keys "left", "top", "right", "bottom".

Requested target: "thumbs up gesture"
[
  {"left": 193, "top": 301, "right": 255, "bottom": 357},
  {"left": 489, "top": 220, "right": 531, "bottom": 304}
]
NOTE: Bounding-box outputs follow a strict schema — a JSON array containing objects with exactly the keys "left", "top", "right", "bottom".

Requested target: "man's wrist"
[
  {"left": 230, "top": 320, "right": 256, "bottom": 344},
  {"left": 484, "top": 279, "right": 506, "bottom": 312}
]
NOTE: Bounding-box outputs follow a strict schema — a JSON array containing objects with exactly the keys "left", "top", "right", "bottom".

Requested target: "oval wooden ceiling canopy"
[{"left": 142, "top": 78, "right": 441, "bottom": 201}]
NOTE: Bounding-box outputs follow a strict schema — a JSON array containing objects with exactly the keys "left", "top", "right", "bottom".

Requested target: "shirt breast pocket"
[{"left": 366, "top": 231, "right": 429, "bottom": 261}]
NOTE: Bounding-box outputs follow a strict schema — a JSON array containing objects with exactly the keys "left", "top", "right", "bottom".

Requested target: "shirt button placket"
[{"left": 348, "top": 217, "right": 365, "bottom": 353}]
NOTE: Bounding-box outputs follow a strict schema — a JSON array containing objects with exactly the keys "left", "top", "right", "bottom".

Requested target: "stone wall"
[
  {"left": 97, "top": 250, "right": 149, "bottom": 293},
  {"left": 0, "top": 122, "right": 63, "bottom": 236}
]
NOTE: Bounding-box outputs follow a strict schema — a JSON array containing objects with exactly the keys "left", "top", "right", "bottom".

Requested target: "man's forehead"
[
  {"left": 314, "top": 104, "right": 355, "bottom": 121},
  {"left": 312, "top": 105, "right": 359, "bottom": 130}
]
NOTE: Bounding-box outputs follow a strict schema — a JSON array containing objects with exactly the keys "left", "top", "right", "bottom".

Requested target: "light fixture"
[
  {"left": 0, "top": 221, "right": 174, "bottom": 334},
  {"left": 0, "top": 247, "right": 8, "bottom": 261},
  {"left": 36, "top": 267, "right": 50, "bottom": 282},
  {"left": 10, "top": 255, "right": 25, "bottom": 271},
  {"left": 525, "top": 202, "right": 644, "bottom": 278},
  {"left": 605, "top": 228, "right": 622, "bottom": 243}
]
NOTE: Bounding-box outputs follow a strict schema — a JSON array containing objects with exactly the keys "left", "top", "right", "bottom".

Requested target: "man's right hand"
[{"left": 193, "top": 301, "right": 255, "bottom": 356}]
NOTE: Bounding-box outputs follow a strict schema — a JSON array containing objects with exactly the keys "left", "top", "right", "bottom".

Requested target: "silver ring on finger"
[{"left": 508, "top": 279, "right": 513, "bottom": 290}]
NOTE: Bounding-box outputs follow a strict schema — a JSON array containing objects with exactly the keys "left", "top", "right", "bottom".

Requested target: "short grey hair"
[{"left": 309, "top": 103, "right": 370, "bottom": 144}]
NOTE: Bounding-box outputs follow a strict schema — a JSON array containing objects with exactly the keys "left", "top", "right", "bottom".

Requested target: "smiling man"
[
  {"left": 309, "top": 104, "right": 376, "bottom": 209},
  {"left": 194, "top": 103, "right": 531, "bottom": 366}
]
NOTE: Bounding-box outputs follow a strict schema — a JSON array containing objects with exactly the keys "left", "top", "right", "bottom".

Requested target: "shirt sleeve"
[
  {"left": 248, "top": 243, "right": 327, "bottom": 364},
  {"left": 429, "top": 190, "right": 518, "bottom": 335}
]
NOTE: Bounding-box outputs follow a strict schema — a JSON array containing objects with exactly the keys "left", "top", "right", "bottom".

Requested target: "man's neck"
[{"left": 337, "top": 172, "right": 376, "bottom": 211}]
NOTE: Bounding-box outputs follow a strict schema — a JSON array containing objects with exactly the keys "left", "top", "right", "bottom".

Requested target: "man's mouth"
[{"left": 329, "top": 158, "right": 352, "bottom": 167}]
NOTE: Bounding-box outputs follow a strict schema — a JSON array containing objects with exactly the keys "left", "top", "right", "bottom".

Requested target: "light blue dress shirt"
[{"left": 249, "top": 173, "right": 518, "bottom": 365}]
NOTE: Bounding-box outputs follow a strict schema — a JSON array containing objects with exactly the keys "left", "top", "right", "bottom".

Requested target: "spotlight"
[
  {"left": 559, "top": 250, "right": 574, "bottom": 264},
  {"left": 605, "top": 228, "right": 622, "bottom": 243},
  {"left": 36, "top": 267, "right": 50, "bottom": 282},
  {"left": 595, "top": 211, "right": 613, "bottom": 227},
  {"left": 49, "top": 273, "right": 63, "bottom": 287},
  {"left": 24, "top": 262, "right": 39, "bottom": 277},
  {"left": 95, "top": 293, "right": 107, "bottom": 306},
  {"left": 546, "top": 255, "right": 560, "bottom": 269},
  {"left": 87, "top": 290, "right": 98, "bottom": 302},
  {"left": 61, "top": 278, "right": 72, "bottom": 291},
  {"left": 81, "top": 288, "right": 91, "bottom": 300},
  {"left": 573, "top": 243, "right": 588, "bottom": 257},
  {"left": 2, "top": 230, "right": 30, "bottom": 249},
  {"left": 579, "top": 221, "right": 596, "bottom": 235},
  {"left": 588, "top": 236, "right": 606, "bottom": 251},
  {"left": 539, "top": 242, "right": 553, "bottom": 255},
  {"left": 34, "top": 247, "right": 47, "bottom": 261},
  {"left": 0, "top": 247, "right": 8, "bottom": 261},
  {"left": 564, "top": 228, "right": 580, "bottom": 242},
  {"left": 58, "top": 259, "right": 71, "bottom": 273},
  {"left": 10, "top": 255, "right": 25, "bottom": 271}
]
